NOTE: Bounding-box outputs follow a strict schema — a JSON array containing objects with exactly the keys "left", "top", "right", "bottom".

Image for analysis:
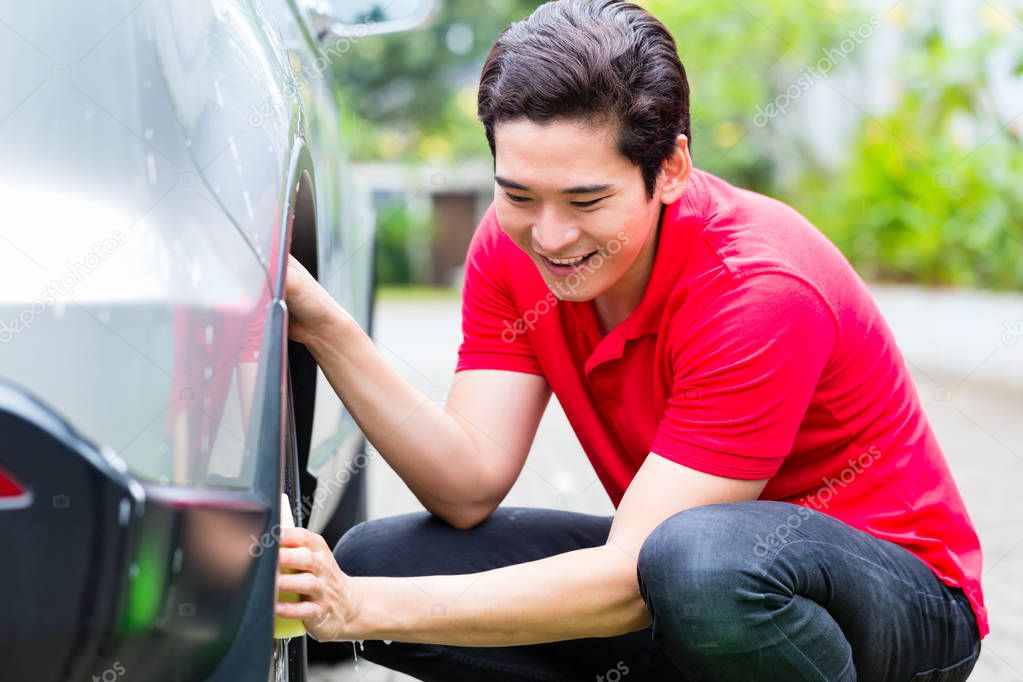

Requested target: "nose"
[{"left": 531, "top": 207, "right": 581, "bottom": 256}]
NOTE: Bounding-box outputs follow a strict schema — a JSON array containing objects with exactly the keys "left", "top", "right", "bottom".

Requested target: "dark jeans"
[{"left": 332, "top": 502, "right": 981, "bottom": 681}]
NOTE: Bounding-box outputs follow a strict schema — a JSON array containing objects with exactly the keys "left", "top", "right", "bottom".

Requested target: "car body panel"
[
  {"left": 0, "top": 0, "right": 388, "bottom": 678},
  {"left": 0, "top": 0, "right": 292, "bottom": 490}
]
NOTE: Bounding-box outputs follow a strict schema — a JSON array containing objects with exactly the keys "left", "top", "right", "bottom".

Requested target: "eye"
[
  {"left": 504, "top": 192, "right": 532, "bottom": 204},
  {"left": 570, "top": 197, "right": 605, "bottom": 208}
]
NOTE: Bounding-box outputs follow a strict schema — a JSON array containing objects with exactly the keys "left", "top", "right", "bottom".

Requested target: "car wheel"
[{"left": 305, "top": 237, "right": 377, "bottom": 665}]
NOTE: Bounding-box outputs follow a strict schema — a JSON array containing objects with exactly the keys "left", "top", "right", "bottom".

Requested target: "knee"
[
  {"left": 637, "top": 503, "right": 768, "bottom": 637},
  {"left": 332, "top": 520, "right": 383, "bottom": 577},
  {"left": 638, "top": 503, "right": 754, "bottom": 585},
  {"left": 332, "top": 513, "right": 432, "bottom": 578}
]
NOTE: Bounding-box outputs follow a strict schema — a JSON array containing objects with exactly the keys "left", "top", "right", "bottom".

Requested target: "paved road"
[{"left": 312, "top": 293, "right": 1023, "bottom": 682}]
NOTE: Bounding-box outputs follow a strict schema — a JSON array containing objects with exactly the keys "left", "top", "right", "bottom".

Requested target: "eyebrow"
[{"left": 494, "top": 176, "right": 614, "bottom": 195}]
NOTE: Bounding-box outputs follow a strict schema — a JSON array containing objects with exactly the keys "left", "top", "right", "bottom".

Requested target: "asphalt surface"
[{"left": 311, "top": 292, "right": 1023, "bottom": 682}]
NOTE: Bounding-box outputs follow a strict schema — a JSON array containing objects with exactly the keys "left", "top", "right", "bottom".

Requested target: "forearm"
[
  {"left": 304, "top": 307, "right": 492, "bottom": 525},
  {"left": 346, "top": 544, "right": 650, "bottom": 646}
]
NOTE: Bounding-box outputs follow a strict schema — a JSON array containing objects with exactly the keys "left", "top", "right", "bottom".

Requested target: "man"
[{"left": 275, "top": 1, "right": 986, "bottom": 679}]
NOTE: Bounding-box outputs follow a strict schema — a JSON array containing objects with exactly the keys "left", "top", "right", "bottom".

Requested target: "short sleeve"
[
  {"left": 455, "top": 208, "right": 544, "bottom": 376},
  {"left": 651, "top": 272, "right": 837, "bottom": 479}
]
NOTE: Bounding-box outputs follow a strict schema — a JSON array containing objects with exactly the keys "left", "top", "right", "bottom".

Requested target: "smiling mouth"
[{"left": 541, "top": 250, "right": 598, "bottom": 266}]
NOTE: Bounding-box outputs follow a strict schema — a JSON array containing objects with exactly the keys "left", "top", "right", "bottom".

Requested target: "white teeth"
[{"left": 547, "top": 252, "right": 591, "bottom": 265}]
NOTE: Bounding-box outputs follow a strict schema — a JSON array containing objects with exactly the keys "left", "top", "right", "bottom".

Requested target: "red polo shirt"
[{"left": 455, "top": 168, "right": 987, "bottom": 637}]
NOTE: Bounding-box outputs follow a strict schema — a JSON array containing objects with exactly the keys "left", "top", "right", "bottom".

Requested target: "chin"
[
  {"left": 543, "top": 275, "right": 600, "bottom": 302},
  {"left": 549, "top": 287, "right": 592, "bottom": 302}
]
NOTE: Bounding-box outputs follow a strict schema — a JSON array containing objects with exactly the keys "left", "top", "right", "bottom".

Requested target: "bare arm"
[
  {"left": 277, "top": 453, "right": 767, "bottom": 644},
  {"left": 286, "top": 255, "right": 549, "bottom": 528}
]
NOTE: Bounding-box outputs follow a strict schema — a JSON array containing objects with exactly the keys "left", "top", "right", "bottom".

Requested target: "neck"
[{"left": 593, "top": 211, "right": 662, "bottom": 334}]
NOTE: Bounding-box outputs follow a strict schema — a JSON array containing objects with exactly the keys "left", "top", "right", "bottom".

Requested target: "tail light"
[{"left": 0, "top": 465, "right": 31, "bottom": 508}]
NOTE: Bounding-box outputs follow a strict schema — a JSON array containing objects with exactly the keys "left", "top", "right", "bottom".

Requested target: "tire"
[
  {"left": 305, "top": 236, "right": 378, "bottom": 665},
  {"left": 307, "top": 231, "right": 376, "bottom": 556}
]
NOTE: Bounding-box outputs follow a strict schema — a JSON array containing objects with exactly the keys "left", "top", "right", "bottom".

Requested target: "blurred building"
[{"left": 355, "top": 159, "right": 494, "bottom": 287}]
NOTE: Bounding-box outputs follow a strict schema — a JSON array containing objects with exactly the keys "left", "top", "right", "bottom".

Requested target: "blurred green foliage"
[
  {"left": 373, "top": 202, "right": 432, "bottom": 285},
  {"left": 646, "top": 0, "right": 856, "bottom": 190},
  {"left": 333, "top": 0, "right": 541, "bottom": 162},
  {"left": 651, "top": 0, "right": 1022, "bottom": 289},
  {"left": 335, "top": 0, "right": 1022, "bottom": 289},
  {"left": 330, "top": 1, "right": 542, "bottom": 285},
  {"left": 788, "top": 7, "right": 1023, "bottom": 288}
]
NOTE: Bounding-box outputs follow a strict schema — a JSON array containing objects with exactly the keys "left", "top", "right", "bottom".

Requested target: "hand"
[
  {"left": 284, "top": 254, "right": 355, "bottom": 346},
  {"left": 275, "top": 526, "right": 359, "bottom": 642}
]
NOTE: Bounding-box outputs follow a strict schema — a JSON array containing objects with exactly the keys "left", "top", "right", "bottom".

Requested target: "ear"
[{"left": 658, "top": 134, "right": 692, "bottom": 205}]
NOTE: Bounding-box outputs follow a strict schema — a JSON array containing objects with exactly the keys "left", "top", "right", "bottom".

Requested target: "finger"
[
  {"left": 287, "top": 253, "right": 309, "bottom": 276},
  {"left": 279, "top": 526, "right": 325, "bottom": 549},
  {"left": 278, "top": 546, "right": 317, "bottom": 572},
  {"left": 285, "top": 255, "right": 304, "bottom": 288},
  {"left": 277, "top": 571, "right": 320, "bottom": 597},
  {"left": 275, "top": 599, "right": 323, "bottom": 621}
]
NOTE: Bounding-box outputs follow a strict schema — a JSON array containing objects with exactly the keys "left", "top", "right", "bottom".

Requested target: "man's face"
[{"left": 492, "top": 118, "right": 664, "bottom": 302}]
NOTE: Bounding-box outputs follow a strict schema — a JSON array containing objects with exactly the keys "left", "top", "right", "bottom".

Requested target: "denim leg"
[
  {"left": 636, "top": 501, "right": 981, "bottom": 682},
  {"left": 332, "top": 507, "right": 682, "bottom": 682}
]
